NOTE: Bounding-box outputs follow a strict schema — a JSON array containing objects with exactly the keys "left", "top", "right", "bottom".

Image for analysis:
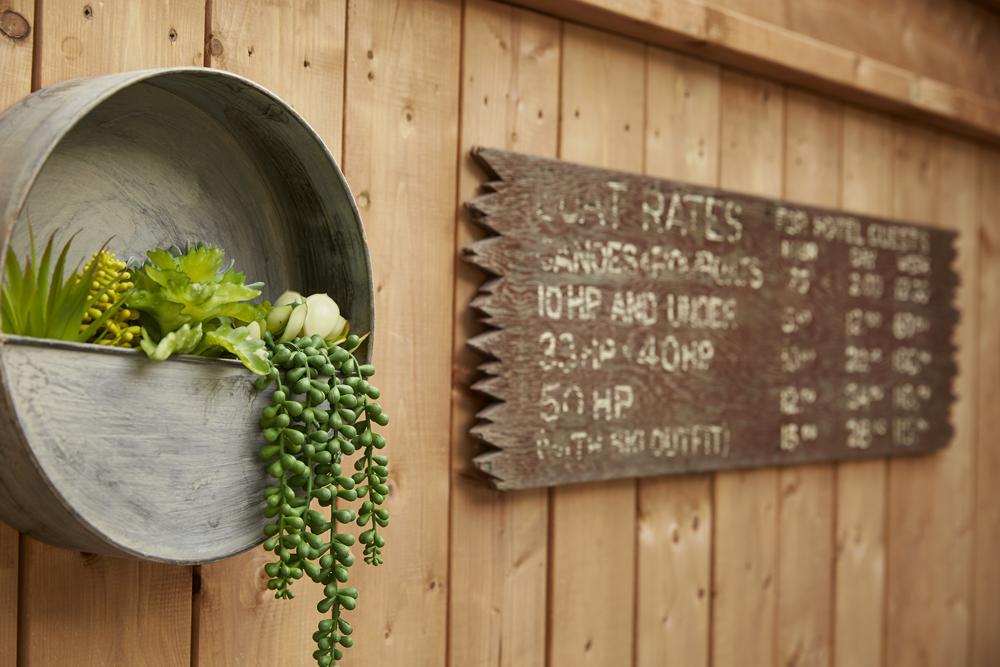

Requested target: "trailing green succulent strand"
[{"left": 254, "top": 330, "right": 389, "bottom": 666}]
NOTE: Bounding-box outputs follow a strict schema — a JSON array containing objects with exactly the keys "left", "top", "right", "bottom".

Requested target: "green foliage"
[
  {"left": 1, "top": 227, "right": 128, "bottom": 342},
  {"left": 139, "top": 322, "right": 204, "bottom": 360},
  {"left": 255, "top": 331, "right": 388, "bottom": 666},
  {"left": 200, "top": 323, "right": 270, "bottom": 372},
  {"left": 128, "top": 242, "right": 268, "bottom": 374},
  {"left": 133, "top": 246, "right": 261, "bottom": 332}
]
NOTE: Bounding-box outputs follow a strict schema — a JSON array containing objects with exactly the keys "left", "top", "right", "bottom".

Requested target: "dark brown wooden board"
[{"left": 464, "top": 147, "right": 958, "bottom": 490}]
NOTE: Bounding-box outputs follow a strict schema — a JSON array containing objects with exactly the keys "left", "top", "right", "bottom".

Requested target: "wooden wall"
[
  {"left": 710, "top": 0, "right": 1000, "bottom": 101},
  {"left": 0, "top": 1, "right": 998, "bottom": 666}
]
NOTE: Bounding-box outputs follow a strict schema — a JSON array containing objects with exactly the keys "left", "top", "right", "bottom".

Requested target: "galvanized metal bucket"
[{"left": 0, "top": 67, "right": 373, "bottom": 563}]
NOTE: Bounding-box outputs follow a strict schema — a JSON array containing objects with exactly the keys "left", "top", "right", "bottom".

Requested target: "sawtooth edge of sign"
[{"left": 463, "top": 146, "right": 959, "bottom": 491}]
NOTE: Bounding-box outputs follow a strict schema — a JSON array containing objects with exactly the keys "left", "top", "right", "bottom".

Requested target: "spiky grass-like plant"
[{"left": 1, "top": 226, "right": 129, "bottom": 341}]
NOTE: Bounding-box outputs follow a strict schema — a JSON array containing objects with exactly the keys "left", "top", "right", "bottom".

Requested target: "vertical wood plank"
[
  {"left": 891, "top": 124, "right": 938, "bottom": 226},
  {"left": 833, "top": 106, "right": 892, "bottom": 667},
  {"left": 449, "top": 2, "right": 559, "bottom": 666},
  {"left": 973, "top": 147, "right": 1000, "bottom": 667},
  {"left": 644, "top": 49, "right": 719, "bottom": 188},
  {"left": 37, "top": 0, "right": 204, "bottom": 82},
  {"left": 0, "top": 0, "right": 33, "bottom": 107},
  {"left": 776, "top": 88, "right": 839, "bottom": 667},
  {"left": 0, "top": 522, "right": 14, "bottom": 667},
  {"left": 931, "top": 132, "right": 979, "bottom": 664},
  {"left": 549, "top": 22, "right": 644, "bottom": 667},
  {"left": 19, "top": 3, "right": 204, "bottom": 666},
  {"left": 711, "top": 69, "right": 783, "bottom": 667},
  {"left": 635, "top": 47, "right": 717, "bottom": 667},
  {"left": 885, "top": 123, "right": 977, "bottom": 667},
  {"left": 194, "top": 3, "right": 348, "bottom": 664},
  {"left": 206, "top": 0, "right": 346, "bottom": 158},
  {"left": 19, "top": 556, "right": 193, "bottom": 666},
  {"left": 342, "top": 1, "right": 461, "bottom": 664},
  {"left": 0, "top": 3, "right": 33, "bottom": 663}
]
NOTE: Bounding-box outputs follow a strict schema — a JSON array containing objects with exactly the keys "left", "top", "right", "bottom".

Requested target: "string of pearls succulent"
[{"left": 255, "top": 297, "right": 388, "bottom": 666}]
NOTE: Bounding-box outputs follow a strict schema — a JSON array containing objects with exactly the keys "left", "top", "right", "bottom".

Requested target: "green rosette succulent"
[{"left": 127, "top": 242, "right": 269, "bottom": 373}]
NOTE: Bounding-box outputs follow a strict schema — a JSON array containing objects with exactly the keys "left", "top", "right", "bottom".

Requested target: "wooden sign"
[{"left": 464, "top": 147, "right": 958, "bottom": 490}]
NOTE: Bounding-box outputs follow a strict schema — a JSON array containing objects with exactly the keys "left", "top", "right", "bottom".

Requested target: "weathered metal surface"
[
  {"left": 0, "top": 68, "right": 373, "bottom": 562},
  {"left": 465, "top": 147, "right": 958, "bottom": 490}
]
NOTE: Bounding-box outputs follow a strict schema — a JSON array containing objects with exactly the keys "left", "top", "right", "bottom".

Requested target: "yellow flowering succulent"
[{"left": 77, "top": 251, "right": 140, "bottom": 347}]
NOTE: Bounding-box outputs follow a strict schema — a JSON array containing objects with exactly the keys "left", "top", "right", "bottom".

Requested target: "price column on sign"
[
  {"left": 776, "top": 220, "right": 821, "bottom": 453},
  {"left": 840, "top": 239, "right": 891, "bottom": 451},
  {"left": 888, "top": 249, "right": 936, "bottom": 447}
]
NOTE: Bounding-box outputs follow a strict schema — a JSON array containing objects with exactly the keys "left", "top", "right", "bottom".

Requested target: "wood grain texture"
[
  {"left": 0, "top": 518, "right": 13, "bottom": 667},
  {"left": 644, "top": 49, "right": 719, "bottom": 187},
  {"left": 0, "top": 5, "right": 993, "bottom": 667},
  {"left": 0, "top": 0, "right": 32, "bottom": 105},
  {"left": 710, "top": 0, "right": 1000, "bottom": 103},
  {"left": 449, "top": 2, "right": 559, "bottom": 666},
  {"left": 207, "top": 0, "right": 346, "bottom": 159},
  {"left": 37, "top": 0, "right": 204, "bottom": 83},
  {"left": 973, "top": 148, "right": 1000, "bottom": 667},
  {"left": 635, "top": 47, "right": 717, "bottom": 667},
  {"left": 635, "top": 476, "right": 711, "bottom": 667},
  {"left": 505, "top": 0, "right": 1000, "bottom": 142},
  {"left": 776, "top": 87, "right": 838, "bottom": 667},
  {"left": 0, "top": 2, "right": 31, "bottom": 661},
  {"left": 885, "top": 123, "right": 978, "bottom": 666},
  {"left": 833, "top": 106, "right": 892, "bottom": 667},
  {"left": 548, "top": 22, "right": 643, "bottom": 667},
  {"left": 341, "top": 0, "right": 461, "bottom": 664},
  {"left": 197, "top": 548, "right": 333, "bottom": 666},
  {"left": 196, "top": 2, "right": 348, "bottom": 664},
  {"left": 710, "top": 69, "right": 782, "bottom": 667},
  {"left": 19, "top": 546, "right": 193, "bottom": 665},
  {"left": 16, "top": 3, "right": 206, "bottom": 664}
]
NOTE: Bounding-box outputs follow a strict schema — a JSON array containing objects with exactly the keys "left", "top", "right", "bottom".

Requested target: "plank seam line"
[
  {"left": 707, "top": 473, "right": 716, "bottom": 667},
  {"left": 189, "top": 9, "right": 212, "bottom": 665},
  {"left": 509, "top": 0, "right": 1000, "bottom": 144},
  {"left": 773, "top": 84, "right": 788, "bottom": 667},
  {"left": 544, "top": 487, "right": 555, "bottom": 667},
  {"left": 30, "top": 0, "right": 43, "bottom": 92},
  {"left": 189, "top": 565, "right": 201, "bottom": 667},
  {"left": 880, "top": 119, "right": 904, "bottom": 667},
  {"left": 15, "top": 535, "right": 25, "bottom": 667},
  {"left": 829, "top": 464, "right": 839, "bottom": 667},
  {"left": 442, "top": 1, "right": 469, "bottom": 665},
  {"left": 964, "top": 141, "right": 983, "bottom": 667},
  {"left": 829, "top": 99, "right": 846, "bottom": 667},
  {"left": 629, "top": 43, "right": 652, "bottom": 667},
  {"left": 707, "top": 63, "right": 723, "bottom": 667},
  {"left": 878, "top": 117, "right": 898, "bottom": 667},
  {"left": 340, "top": 0, "right": 350, "bottom": 168},
  {"left": 544, "top": 22, "right": 566, "bottom": 667},
  {"left": 628, "top": 479, "right": 639, "bottom": 666},
  {"left": 202, "top": 0, "right": 212, "bottom": 69},
  {"left": 968, "top": 147, "right": 989, "bottom": 664},
  {"left": 30, "top": 0, "right": 41, "bottom": 92}
]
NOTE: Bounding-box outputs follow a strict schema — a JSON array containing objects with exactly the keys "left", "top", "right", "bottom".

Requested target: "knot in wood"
[{"left": 0, "top": 10, "right": 30, "bottom": 40}]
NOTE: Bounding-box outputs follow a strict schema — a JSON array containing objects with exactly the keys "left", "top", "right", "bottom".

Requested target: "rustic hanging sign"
[{"left": 464, "top": 147, "right": 958, "bottom": 490}]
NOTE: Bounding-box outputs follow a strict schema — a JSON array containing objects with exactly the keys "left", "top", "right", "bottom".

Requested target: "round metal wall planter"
[{"left": 0, "top": 67, "right": 373, "bottom": 564}]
